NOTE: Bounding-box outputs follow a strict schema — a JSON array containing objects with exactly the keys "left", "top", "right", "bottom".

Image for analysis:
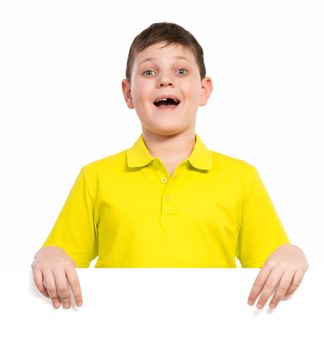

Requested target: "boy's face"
[{"left": 122, "top": 42, "right": 213, "bottom": 137}]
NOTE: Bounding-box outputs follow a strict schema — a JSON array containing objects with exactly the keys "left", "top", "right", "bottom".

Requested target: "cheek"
[
  {"left": 132, "top": 84, "right": 152, "bottom": 107},
  {"left": 184, "top": 88, "right": 201, "bottom": 107},
  {"left": 183, "top": 79, "right": 200, "bottom": 98}
]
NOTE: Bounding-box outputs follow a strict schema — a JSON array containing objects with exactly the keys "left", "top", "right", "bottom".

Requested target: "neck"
[{"left": 141, "top": 128, "right": 196, "bottom": 162}]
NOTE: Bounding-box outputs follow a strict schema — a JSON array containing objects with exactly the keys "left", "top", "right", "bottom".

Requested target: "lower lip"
[{"left": 154, "top": 104, "right": 180, "bottom": 110}]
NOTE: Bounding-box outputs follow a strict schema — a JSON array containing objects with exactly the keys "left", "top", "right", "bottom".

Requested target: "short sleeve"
[
  {"left": 41, "top": 167, "right": 98, "bottom": 267},
  {"left": 236, "top": 166, "right": 290, "bottom": 268}
]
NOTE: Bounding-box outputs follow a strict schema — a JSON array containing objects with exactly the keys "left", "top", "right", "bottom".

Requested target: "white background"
[{"left": 0, "top": 0, "right": 323, "bottom": 348}]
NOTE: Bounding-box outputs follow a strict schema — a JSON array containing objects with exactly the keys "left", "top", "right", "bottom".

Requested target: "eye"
[
  {"left": 176, "top": 68, "right": 188, "bottom": 76},
  {"left": 143, "top": 69, "right": 156, "bottom": 77}
]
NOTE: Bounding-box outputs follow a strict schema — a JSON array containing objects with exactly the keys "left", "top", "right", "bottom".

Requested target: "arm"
[
  {"left": 32, "top": 166, "right": 97, "bottom": 308},
  {"left": 236, "top": 166, "right": 308, "bottom": 308}
]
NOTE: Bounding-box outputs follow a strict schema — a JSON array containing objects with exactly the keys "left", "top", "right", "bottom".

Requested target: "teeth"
[{"left": 157, "top": 98, "right": 179, "bottom": 103}]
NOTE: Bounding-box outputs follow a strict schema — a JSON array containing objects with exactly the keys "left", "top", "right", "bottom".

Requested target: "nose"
[
  {"left": 157, "top": 74, "right": 174, "bottom": 88},
  {"left": 159, "top": 81, "right": 174, "bottom": 87}
]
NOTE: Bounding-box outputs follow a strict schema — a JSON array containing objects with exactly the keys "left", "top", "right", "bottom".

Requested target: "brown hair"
[{"left": 125, "top": 22, "right": 206, "bottom": 82}]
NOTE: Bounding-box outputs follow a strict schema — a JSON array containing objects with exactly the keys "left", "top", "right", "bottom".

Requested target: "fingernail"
[
  {"left": 248, "top": 299, "right": 253, "bottom": 305},
  {"left": 76, "top": 301, "right": 83, "bottom": 307},
  {"left": 257, "top": 304, "right": 263, "bottom": 309},
  {"left": 63, "top": 303, "right": 70, "bottom": 308}
]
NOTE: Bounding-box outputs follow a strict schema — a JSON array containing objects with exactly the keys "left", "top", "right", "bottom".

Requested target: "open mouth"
[{"left": 153, "top": 96, "right": 181, "bottom": 109}]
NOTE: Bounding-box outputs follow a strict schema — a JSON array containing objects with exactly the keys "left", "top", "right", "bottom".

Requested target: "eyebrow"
[{"left": 138, "top": 56, "right": 193, "bottom": 65}]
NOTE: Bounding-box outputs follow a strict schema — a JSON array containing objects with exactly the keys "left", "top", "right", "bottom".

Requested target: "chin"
[{"left": 147, "top": 126, "right": 187, "bottom": 136}]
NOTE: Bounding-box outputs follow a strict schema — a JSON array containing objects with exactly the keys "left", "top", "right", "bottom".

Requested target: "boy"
[{"left": 31, "top": 22, "right": 308, "bottom": 311}]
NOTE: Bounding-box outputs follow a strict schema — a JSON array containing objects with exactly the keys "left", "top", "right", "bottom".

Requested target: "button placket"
[
  {"left": 160, "top": 176, "right": 172, "bottom": 200},
  {"left": 160, "top": 171, "right": 176, "bottom": 223}
]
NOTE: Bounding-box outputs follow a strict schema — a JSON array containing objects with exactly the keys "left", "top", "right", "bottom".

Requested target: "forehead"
[{"left": 134, "top": 42, "right": 196, "bottom": 66}]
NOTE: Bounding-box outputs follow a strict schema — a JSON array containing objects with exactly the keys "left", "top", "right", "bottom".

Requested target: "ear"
[
  {"left": 199, "top": 76, "right": 213, "bottom": 106},
  {"left": 121, "top": 79, "right": 135, "bottom": 109}
]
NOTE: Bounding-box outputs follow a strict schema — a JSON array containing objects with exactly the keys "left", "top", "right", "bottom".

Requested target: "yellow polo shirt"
[{"left": 41, "top": 133, "right": 290, "bottom": 268}]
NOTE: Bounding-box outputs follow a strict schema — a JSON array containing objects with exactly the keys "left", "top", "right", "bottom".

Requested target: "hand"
[
  {"left": 31, "top": 246, "right": 83, "bottom": 309},
  {"left": 247, "top": 243, "right": 309, "bottom": 309}
]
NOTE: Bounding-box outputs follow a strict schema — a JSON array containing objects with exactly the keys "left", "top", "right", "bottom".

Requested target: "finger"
[
  {"left": 32, "top": 266, "right": 49, "bottom": 298},
  {"left": 255, "top": 268, "right": 284, "bottom": 309},
  {"left": 284, "top": 269, "right": 306, "bottom": 298},
  {"left": 247, "top": 264, "right": 272, "bottom": 306},
  {"left": 53, "top": 270, "right": 72, "bottom": 309},
  {"left": 269, "top": 271, "right": 294, "bottom": 309},
  {"left": 43, "top": 270, "right": 61, "bottom": 308},
  {"left": 65, "top": 266, "right": 83, "bottom": 307}
]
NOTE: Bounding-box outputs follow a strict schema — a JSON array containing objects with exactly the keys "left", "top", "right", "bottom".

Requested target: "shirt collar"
[{"left": 127, "top": 133, "right": 213, "bottom": 171}]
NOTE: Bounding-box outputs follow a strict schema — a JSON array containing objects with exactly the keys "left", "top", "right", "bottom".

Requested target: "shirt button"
[
  {"left": 161, "top": 177, "right": 167, "bottom": 184},
  {"left": 165, "top": 195, "right": 172, "bottom": 201}
]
